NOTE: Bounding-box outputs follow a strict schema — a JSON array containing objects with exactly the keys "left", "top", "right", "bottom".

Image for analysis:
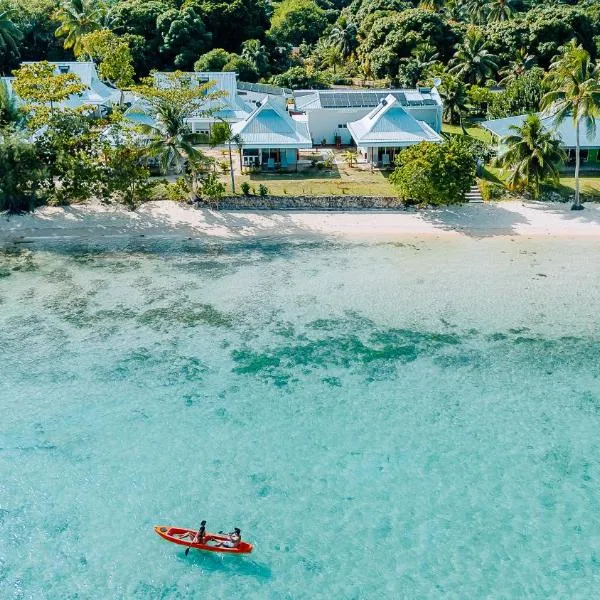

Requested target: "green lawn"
[
  {"left": 442, "top": 122, "right": 493, "bottom": 144},
  {"left": 219, "top": 166, "right": 396, "bottom": 197},
  {"left": 483, "top": 166, "right": 600, "bottom": 199}
]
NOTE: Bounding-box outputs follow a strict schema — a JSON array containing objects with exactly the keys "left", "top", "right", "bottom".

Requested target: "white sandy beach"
[{"left": 2, "top": 200, "right": 600, "bottom": 242}]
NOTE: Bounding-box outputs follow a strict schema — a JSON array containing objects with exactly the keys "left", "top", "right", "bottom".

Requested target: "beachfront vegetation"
[
  {"left": 496, "top": 114, "right": 565, "bottom": 200},
  {"left": 390, "top": 138, "right": 476, "bottom": 205},
  {"left": 541, "top": 41, "right": 600, "bottom": 210},
  {"left": 1, "top": 0, "right": 600, "bottom": 210}
]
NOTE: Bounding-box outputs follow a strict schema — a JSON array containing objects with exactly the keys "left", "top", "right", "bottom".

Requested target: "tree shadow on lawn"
[{"left": 420, "top": 202, "right": 531, "bottom": 238}]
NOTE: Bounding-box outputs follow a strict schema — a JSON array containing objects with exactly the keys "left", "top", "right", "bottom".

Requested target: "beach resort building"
[
  {"left": 1, "top": 62, "right": 122, "bottom": 117},
  {"left": 293, "top": 88, "right": 443, "bottom": 147},
  {"left": 347, "top": 94, "right": 443, "bottom": 168},
  {"left": 481, "top": 114, "right": 600, "bottom": 169},
  {"left": 231, "top": 96, "right": 312, "bottom": 170}
]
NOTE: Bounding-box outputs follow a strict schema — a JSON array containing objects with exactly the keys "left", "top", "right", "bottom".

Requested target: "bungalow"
[
  {"left": 231, "top": 95, "right": 312, "bottom": 170},
  {"left": 347, "top": 94, "right": 443, "bottom": 168},
  {"left": 294, "top": 87, "right": 443, "bottom": 146},
  {"left": 481, "top": 113, "right": 600, "bottom": 169},
  {"left": 22, "top": 61, "right": 121, "bottom": 116}
]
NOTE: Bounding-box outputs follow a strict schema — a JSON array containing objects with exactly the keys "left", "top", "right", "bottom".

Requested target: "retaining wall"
[{"left": 197, "top": 195, "right": 406, "bottom": 210}]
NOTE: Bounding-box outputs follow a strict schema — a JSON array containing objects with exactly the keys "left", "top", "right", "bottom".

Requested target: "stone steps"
[{"left": 465, "top": 184, "right": 484, "bottom": 203}]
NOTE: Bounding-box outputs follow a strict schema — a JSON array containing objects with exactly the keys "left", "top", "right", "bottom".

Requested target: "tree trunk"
[
  {"left": 228, "top": 139, "right": 235, "bottom": 194},
  {"left": 572, "top": 120, "right": 583, "bottom": 210}
]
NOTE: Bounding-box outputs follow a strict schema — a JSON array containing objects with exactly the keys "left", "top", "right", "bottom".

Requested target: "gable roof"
[
  {"left": 231, "top": 96, "right": 312, "bottom": 148},
  {"left": 347, "top": 94, "right": 443, "bottom": 147},
  {"left": 480, "top": 113, "right": 600, "bottom": 149},
  {"left": 21, "top": 61, "right": 121, "bottom": 107},
  {"left": 153, "top": 71, "right": 251, "bottom": 121}
]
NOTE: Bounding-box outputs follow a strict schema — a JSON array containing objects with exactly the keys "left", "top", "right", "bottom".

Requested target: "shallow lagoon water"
[{"left": 1, "top": 235, "right": 600, "bottom": 599}]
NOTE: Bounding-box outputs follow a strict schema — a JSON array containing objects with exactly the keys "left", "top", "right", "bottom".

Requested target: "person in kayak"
[
  {"left": 214, "top": 528, "right": 241, "bottom": 548},
  {"left": 181, "top": 520, "right": 206, "bottom": 542},
  {"left": 193, "top": 521, "right": 207, "bottom": 543}
]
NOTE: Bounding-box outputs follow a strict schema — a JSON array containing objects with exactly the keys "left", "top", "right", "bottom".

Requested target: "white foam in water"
[{"left": 1, "top": 237, "right": 600, "bottom": 598}]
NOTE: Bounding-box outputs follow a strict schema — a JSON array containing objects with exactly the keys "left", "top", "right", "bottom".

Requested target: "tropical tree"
[
  {"left": 499, "top": 48, "right": 537, "bottom": 86},
  {"left": 440, "top": 74, "right": 470, "bottom": 130},
  {"left": 398, "top": 44, "right": 440, "bottom": 88},
  {"left": 135, "top": 73, "right": 222, "bottom": 175},
  {"left": 321, "top": 45, "right": 344, "bottom": 75},
  {"left": 485, "top": 0, "right": 517, "bottom": 23},
  {"left": 241, "top": 39, "right": 269, "bottom": 76},
  {"left": 11, "top": 61, "right": 86, "bottom": 115},
  {"left": 0, "top": 79, "right": 21, "bottom": 126},
  {"left": 54, "top": 0, "right": 106, "bottom": 55},
  {"left": 497, "top": 114, "right": 566, "bottom": 199},
  {"left": 329, "top": 23, "right": 358, "bottom": 59},
  {"left": 542, "top": 41, "right": 600, "bottom": 210},
  {"left": 419, "top": 0, "right": 446, "bottom": 11},
  {"left": 78, "top": 30, "right": 135, "bottom": 104},
  {"left": 449, "top": 27, "right": 498, "bottom": 84},
  {"left": 0, "top": 10, "right": 23, "bottom": 57},
  {"left": 210, "top": 119, "right": 244, "bottom": 194},
  {"left": 343, "top": 149, "right": 358, "bottom": 168}
]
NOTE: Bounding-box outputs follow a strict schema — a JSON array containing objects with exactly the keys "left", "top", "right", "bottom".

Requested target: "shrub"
[
  {"left": 258, "top": 184, "right": 269, "bottom": 197},
  {"left": 389, "top": 139, "right": 476, "bottom": 205},
  {"left": 478, "top": 179, "right": 505, "bottom": 201},
  {"left": 240, "top": 181, "right": 251, "bottom": 195}
]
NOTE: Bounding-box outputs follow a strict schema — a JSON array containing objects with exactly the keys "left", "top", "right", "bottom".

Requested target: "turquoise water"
[{"left": 1, "top": 236, "right": 600, "bottom": 598}]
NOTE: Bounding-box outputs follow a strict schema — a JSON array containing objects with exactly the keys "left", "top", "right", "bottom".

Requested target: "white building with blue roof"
[
  {"left": 481, "top": 113, "right": 600, "bottom": 168},
  {"left": 347, "top": 94, "right": 443, "bottom": 168},
  {"left": 294, "top": 87, "right": 443, "bottom": 146},
  {"left": 231, "top": 95, "right": 312, "bottom": 170}
]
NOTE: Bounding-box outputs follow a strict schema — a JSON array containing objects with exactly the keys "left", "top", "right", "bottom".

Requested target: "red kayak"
[{"left": 154, "top": 526, "right": 253, "bottom": 554}]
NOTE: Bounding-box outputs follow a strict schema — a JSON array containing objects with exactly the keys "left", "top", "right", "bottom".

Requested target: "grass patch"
[
  {"left": 219, "top": 167, "right": 395, "bottom": 197},
  {"left": 442, "top": 123, "right": 493, "bottom": 144}
]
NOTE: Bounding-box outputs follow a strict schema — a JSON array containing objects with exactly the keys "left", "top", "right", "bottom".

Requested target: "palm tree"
[
  {"left": 449, "top": 27, "right": 498, "bottom": 84},
  {"left": 321, "top": 45, "right": 344, "bottom": 75},
  {"left": 440, "top": 75, "right": 470, "bottom": 131},
  {"left": 140, "top": 100, "right": 203, "bottom": 176},
  {"left": 343, "top": 149, "right": 358, "bottom": 168},
  {"left": 0, "top": 10, "right": 22, "bottom": 57},
  {"left": 499, "top": 48, "right": 536, "bottom": 86},
  {"left": 241, "top": 39, "right": 269, "bottom": 76},
  {"left": 463, "top": 0, "right": 488, "bottom": 25},
  {"left": 0, "top": 78, "right": 21, "bottom": 126},
  {"left": 485, "top": 0, "right": 517, "bottom": 22},
  {"left": 542, "top": 41, "right": 600, "bottom": 210},
  {"left": 497, "top": 114, "right": 566, "bottom": 199},
  {"left": 329, "top": 23, "right": 358, "bottom": 58},
  {"left": 54, "top": 0, "right": 105, "bottom": 56},
  {"left": 419, "top": 0, "right": 446, "bottom": 11},
  {"left": 211, "top": 119, "right": 244, "bottom": 193}
]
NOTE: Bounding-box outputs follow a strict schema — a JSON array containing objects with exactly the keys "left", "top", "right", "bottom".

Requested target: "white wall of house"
[{"left": 306, "top": 105, "right": 443, "bottom": 146}]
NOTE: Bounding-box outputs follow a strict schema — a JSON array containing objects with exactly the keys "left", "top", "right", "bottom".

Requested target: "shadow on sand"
[{"left": 420, "top": 202, "right": 531, "bottom": 237}]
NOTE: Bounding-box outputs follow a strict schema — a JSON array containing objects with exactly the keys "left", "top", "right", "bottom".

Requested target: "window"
[
  {"left": 567, "top": 149, "right": 589, "bottom": 162},
  {"left": 337, "top": 124, "right": 347, "bottom": 129},
  {"left": 58, "top": 65, "right": 70, "bottom": 74}
]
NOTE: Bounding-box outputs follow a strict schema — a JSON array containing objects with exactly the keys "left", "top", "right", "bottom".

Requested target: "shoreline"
[{"left": 2, "top": 200, "right": 600, "bottom": 244}]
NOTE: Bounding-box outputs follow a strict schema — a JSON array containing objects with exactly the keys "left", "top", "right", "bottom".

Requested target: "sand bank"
[{"left": 2, "top": 200, "right": 600, "bottom": 243}]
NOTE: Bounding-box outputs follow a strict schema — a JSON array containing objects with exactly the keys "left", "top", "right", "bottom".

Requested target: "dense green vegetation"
[{"left": 2, "top": 0, "right": 600, "bottom": 211}]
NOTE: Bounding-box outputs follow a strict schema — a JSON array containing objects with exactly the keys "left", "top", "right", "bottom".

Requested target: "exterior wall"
[
  {"left": 306, "top": 105, "right": 442, "bottom": 145},
  {"left": 307, "top": 109, "right": 370, "bottom": 145}
]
